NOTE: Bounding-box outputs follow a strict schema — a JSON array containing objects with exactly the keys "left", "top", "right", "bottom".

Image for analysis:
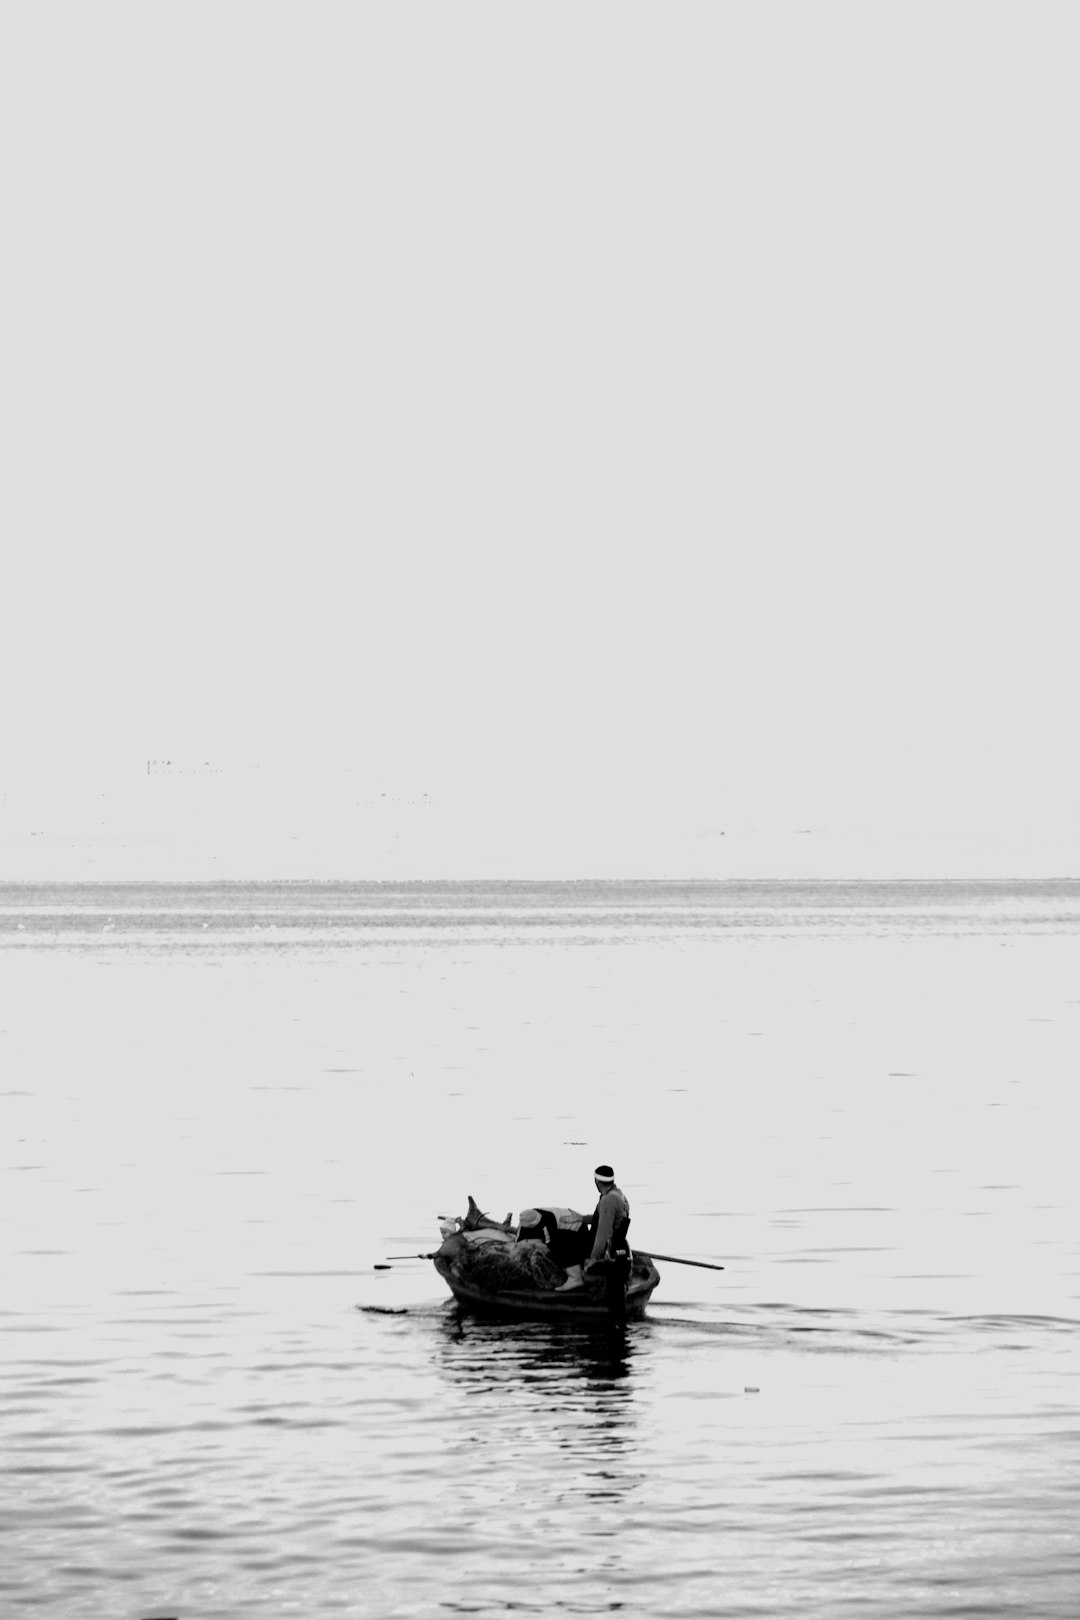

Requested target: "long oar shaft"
[
  {"left": 640, "top": 1250, "right": 725, "bottom": 1272},
  {"left": 385, "top": 1252, "right": 436, "bottom": 1260}
]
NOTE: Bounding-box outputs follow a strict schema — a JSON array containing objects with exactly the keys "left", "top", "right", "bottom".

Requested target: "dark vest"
[{"left": 591, "top": 1187, "right": 631, "bottom": 1255}]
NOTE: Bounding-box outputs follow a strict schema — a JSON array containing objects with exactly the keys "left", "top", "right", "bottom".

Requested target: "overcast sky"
[{"left": 2, "top": 4, "right": 1077, "bottom": 876}]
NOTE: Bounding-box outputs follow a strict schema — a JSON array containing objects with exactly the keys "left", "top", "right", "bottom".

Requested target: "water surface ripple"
[{"left": 2, "top": 880, "right": 1079, "bottom": 1616}]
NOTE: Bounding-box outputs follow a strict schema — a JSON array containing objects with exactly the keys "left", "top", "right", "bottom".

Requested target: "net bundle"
[{"left": 461, "top": 1238, "right": 565, "bottom": 1292}]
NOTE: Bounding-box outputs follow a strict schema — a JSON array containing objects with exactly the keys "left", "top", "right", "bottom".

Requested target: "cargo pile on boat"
[
  {"left": 434, "top": 1205, "right": 569, "bottom": 1291},
  {"left": 446, "top": 1229, "right": 565, "bottom": 1291}
]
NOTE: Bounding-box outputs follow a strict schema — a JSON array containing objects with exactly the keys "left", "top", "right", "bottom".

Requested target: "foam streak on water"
[{"left": 2, "top": 880, "right": 1079, "bottom": 1617}]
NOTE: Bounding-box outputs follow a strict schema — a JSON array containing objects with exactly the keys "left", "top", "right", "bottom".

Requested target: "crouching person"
[{"left": 517, "top": 1206, "right": 590, "bottom": 1274}]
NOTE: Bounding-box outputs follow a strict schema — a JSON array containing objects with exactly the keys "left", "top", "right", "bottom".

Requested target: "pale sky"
[{"left": 2, "top": 3, "right": 1077, "bottom": 878}]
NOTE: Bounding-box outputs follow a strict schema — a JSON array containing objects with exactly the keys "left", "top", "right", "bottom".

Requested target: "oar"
[
  {"left": 384, "top": 1252, "right": 436, "bottom": 1261},
  {"left": 638, "top": 1250, "right": 725, "bottom": 1272}
]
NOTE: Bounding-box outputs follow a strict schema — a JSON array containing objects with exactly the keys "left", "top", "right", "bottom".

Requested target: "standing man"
[{"left": 557, "top": 1164, "right": 631, "bottom": 1299}]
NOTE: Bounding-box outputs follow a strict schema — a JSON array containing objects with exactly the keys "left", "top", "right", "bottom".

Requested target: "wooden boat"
[
  {"left": 432, "top": 1199, "right": 661, "bottom": 1321},
  {"left": 434, "top": 1247, "right": 661, "bottom": 1322}
]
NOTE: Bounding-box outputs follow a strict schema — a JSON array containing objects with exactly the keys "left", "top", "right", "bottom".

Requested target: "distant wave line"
[{"left": 2, "top": 900, "right": 1075, "bottom": 920}]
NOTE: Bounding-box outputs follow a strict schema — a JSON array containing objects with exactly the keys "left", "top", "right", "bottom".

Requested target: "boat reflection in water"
[{"left": 432, "top": 1313, "right": 646, "bottom": 1532}]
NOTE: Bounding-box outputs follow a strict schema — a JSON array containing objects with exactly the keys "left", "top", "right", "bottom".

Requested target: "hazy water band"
[{"left": 3, "top": 877, "right": 1079, "bottom": 945}]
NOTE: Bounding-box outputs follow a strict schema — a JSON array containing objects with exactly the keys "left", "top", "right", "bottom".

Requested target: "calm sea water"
[{"left": 2, "top": 879, "right": 1079, "bottom": 1617}]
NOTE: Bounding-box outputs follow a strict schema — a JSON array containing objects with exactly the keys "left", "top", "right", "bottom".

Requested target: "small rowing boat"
[
  {"left": 434, "top": 1248, "right": 661, "bottom": 1321},
  {"left": 431, "top": 1197, "right": 661, "bottom": 1322}
]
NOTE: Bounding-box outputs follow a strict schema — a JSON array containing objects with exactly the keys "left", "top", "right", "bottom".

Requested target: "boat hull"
[{"left": 434, "top": 1252, "right": 661, "bottom": 1322}]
